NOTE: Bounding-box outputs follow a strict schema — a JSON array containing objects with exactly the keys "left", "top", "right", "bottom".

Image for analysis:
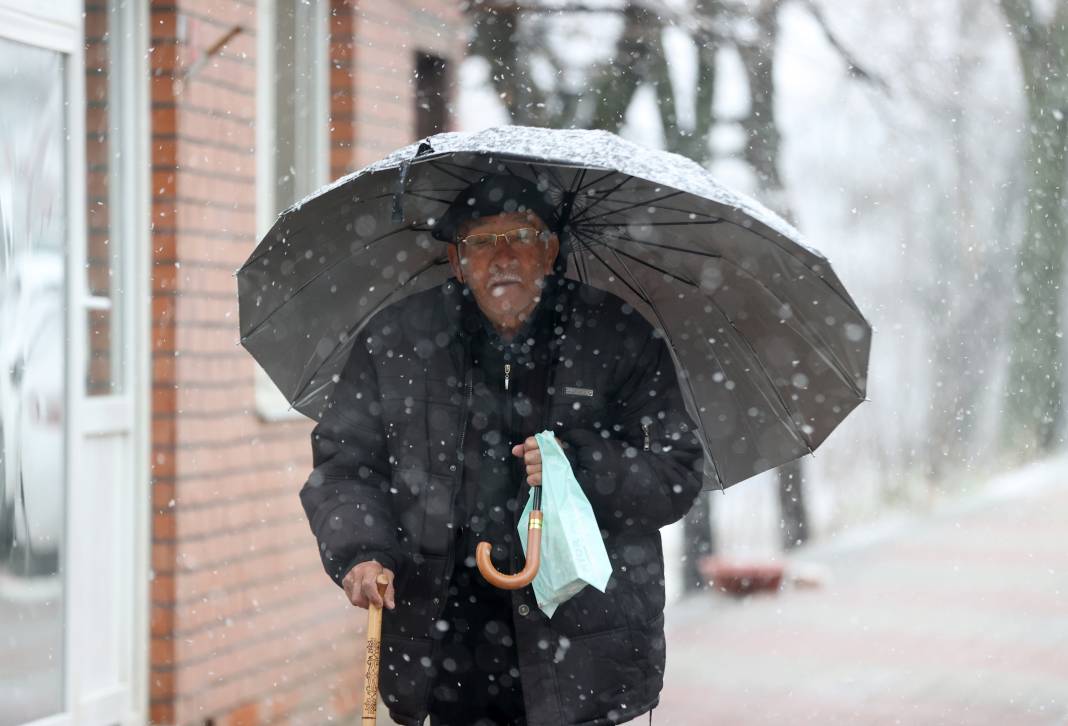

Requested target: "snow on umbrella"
[{"left": 237, "top": 125, "right": 871, "bottom": 490}]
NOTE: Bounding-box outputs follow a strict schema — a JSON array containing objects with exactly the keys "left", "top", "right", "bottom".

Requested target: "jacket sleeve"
[
  {"left": 299, "top": 337, "right": 400, "bottom": 587},
  {"left": 559, "top": 329, "right": 704, "bottom": 535}
]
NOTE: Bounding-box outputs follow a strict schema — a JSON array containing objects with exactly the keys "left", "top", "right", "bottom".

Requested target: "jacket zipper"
[
  {"left": 456, "top": 371, "right": 474, "bottom": 458},
  {"left": 643, "top": 422, "right": 651, "bottom": 451},
  {"left": 504, "top": 358, "right": 519, "bottom": 575}
]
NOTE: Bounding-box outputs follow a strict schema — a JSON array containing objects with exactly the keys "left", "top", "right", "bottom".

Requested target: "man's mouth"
[{"left": 489, "top": 278, "right": 522, "bottom": 292}]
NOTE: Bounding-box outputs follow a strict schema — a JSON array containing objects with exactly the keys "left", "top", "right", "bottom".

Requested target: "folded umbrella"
[{"left": 238, "top": 125, "right": 871, "bottom": 490}]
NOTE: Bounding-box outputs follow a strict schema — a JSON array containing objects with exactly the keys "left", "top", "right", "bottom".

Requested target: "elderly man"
[{"left": 300, "top": 175, "right": 703, "bottom": 726}]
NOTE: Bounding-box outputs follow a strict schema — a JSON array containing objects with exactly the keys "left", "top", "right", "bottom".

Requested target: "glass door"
[{"left": 0, "top": 35, "right": 69, "bottom": 726}]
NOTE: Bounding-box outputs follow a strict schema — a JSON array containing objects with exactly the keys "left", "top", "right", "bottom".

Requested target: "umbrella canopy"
[{"left": 238, "top": 126, "right": 870, "bottom": 489}]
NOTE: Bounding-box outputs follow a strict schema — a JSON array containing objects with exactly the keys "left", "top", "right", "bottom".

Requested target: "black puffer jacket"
[{"left": 300, "top": 274, "right": 703, "bottom": 726}]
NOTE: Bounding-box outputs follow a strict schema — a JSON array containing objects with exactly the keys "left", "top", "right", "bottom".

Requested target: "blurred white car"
[{"left": 0, "top": 251, "right": 65, "bottom": 577}]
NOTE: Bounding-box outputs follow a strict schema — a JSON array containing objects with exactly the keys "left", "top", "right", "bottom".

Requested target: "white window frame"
[{"left": 254, "top": 0, "right": 330, "bottom": 421}]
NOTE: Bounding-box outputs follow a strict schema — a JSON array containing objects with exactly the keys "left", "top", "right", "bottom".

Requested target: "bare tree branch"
[{"left": 794, "top": 0, "right": 892, "bottom": 94}]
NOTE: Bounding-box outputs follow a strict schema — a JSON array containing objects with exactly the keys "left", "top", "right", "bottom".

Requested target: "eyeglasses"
[{"left": 458, "top": 227, "right": 550, "bottom": 253}]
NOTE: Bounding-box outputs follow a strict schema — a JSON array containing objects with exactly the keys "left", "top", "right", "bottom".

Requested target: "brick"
[
  {"left": 151, "top": 445, "right": 176, "bottom": 480},
  {"left": 153, "top": 512, "right": 177, "bottom": 542},
  {"left": 150, "top": 9, "right": 178, "bottom": 43},
  {"left": 149, "top": 700, "right": 174, "bottom": 724},
  {"left": 148, "top": 668, "right": 175, "bottom": 701}
]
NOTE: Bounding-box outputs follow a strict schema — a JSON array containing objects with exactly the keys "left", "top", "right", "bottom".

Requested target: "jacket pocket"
[
  {"left": 553, "top": 624, "right": 644, "bottom": 724},
  {"left": 392, "top": 470, "right": 455, "bottom": 557},
  {"left": 418, "top": 472, "right": 455, "bottom": 556}
]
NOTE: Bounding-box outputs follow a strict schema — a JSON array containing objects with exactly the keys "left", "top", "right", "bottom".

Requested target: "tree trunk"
[
  {"left": 777, "top": 459, "right": 807, "bottom": 549},
  {"left": 997, "top": 0, "right": 1068, "bottom": 453},
  {"left": 682, "top": 491, "right": 715, "bottom": 591},
  {"left": 1005, "top": 86, "right": 1068, "bottom": 451}
]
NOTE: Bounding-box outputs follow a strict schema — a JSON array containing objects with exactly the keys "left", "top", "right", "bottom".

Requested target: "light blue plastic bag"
[{"left": 517, "top": 431, "right": 613, "bottom": 618}]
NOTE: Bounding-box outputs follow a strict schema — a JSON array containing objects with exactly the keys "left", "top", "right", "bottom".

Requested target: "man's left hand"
[{"left": 511, "top": 435, "right": 565, "bottom": 486}]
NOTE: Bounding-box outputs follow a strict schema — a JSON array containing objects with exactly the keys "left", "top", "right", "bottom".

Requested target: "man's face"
[{"left": 446, "top": 211, "right": 561, "bottom": 333}]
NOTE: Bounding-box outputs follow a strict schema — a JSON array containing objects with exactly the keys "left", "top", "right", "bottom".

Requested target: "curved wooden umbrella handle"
[{"left": 476, "top": 510, "right": 543, "bottom": 590}]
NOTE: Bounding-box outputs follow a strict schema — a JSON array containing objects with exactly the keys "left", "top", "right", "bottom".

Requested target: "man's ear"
[
  {"left": 545, "top": 233, "right": 561, "bottom": 274},
  {"left": 446, "top": 243, "right": 465, "bottom": 284}
]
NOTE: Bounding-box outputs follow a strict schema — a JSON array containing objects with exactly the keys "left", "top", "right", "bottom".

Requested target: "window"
[
  {"left": 254, "top": 0, "right": 329, "bottom": 421},
  {"left": 85, "top": 0, "right": 129, "bottom": 396},
  {"left": 415, "top": 51, "right": 448, "bottom": 139}
]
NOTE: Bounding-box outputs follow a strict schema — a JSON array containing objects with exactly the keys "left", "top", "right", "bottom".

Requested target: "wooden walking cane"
[
  {"left": 476, "top": 482, "right": 542, "bottom": 589},
  {"left": 362, "top": 573, "right": 390, "bottom": 724}
]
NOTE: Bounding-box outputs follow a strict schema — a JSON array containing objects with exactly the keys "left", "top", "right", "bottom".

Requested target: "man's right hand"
[{"left": 342, "top": 560, "right": 396, "bottom": 610}]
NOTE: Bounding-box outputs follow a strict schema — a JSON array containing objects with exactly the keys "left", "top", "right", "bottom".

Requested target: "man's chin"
[{"left": 480, "top": 290, "right": 538, "bottom": 317}]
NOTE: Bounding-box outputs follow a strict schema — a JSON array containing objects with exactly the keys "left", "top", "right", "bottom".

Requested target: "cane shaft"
[{"left": 362, "top": 575, "right": 389, "bottom": 723}]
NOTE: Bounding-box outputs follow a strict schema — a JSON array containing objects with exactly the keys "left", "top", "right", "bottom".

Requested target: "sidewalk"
[{"left": 654, "top": 457, "right": 1068, "bottom": 725}]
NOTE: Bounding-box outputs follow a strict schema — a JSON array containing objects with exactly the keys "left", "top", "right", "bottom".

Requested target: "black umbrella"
[{"left": 237, "top": 126, "right": 870, "bottom": 490}]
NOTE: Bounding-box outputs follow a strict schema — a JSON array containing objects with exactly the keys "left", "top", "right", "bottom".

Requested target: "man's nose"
[{"left": 489, "top": 239, "right": 520, "bottom": 266}]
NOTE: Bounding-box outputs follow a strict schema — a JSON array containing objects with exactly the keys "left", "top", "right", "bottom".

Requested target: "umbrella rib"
[
  {"left": 613, "top": 244, "right": 781, "bottom": 484},
  {"left": 238, "top": 182, "right": 461, "bottom": 275},
  {"left": 522, "top": 162, "right": 567, "bottom": 196},
  {"left": 574, "top": 187, "right": 865, "bottom": 321},
  {"left": 580, "top": 238, "right": 726, "bottom": 488},
  {"left": 574, "top": 168, "right": 622, "bottom": 195},
  {"left": 590, "top": 240, "right": 824, "bottom": 453},
  {"left": 570, "top": 229, "right": 651, "bottom": 306},
  {"left": 402, "top": 189, "right": 465, "bottom": 205},
  {"left": 567, "top": 174, "right": 639, "bottom": 225},
  {"left": 427, "top": 157, "right": 502, "bottom": 178},
  {"left": 588, "top": 239, "right": 699, "bottom": 289},
  {"left": 576, "top": 199, "right": 724, "bottom": 222},
  {"left": 241, "top": 225, "right": 413, "bottom": 343},
  {"left": 571, "top": 236, "right": 588, "bottom": 285},
  {"left": 577, "top": 233, "right": 594, "bottom": 285},
  {"left": 594, "top": 227, "right": 864, "bottom": 397},
  {"left": 585, "top": 227, "right": 725, "bottom": 258},
  {"left": 425, "top": 159, "right": 480, "bottom": 185},
  {"left": 579, "top": 219, "right": 723, "bottom": 228},
  {"left": 287, "top": 256, "right": 447, "bottom": 407},
  {"left": 602, "top": 237, "right": 801, "bottom": 464},
  {"left": 571, "top": 167, "right": 588, "bottom": 194},
  {"left": 723, "top": 318, "right": 817, "bottom": 453},
  {"left": 559, "top": 166, "right": 589, "bottom": 233},
  {"left": 573, "top": 190, "right": 687, "bottom": 226}
]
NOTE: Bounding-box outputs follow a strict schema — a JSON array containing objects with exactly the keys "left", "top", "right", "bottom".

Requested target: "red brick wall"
[
  {"left": 148, "top": 1, "right": 467, "bottom": 724},
  {"left": 350, "top": 2, "right": 465, "bottom": 167}
]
